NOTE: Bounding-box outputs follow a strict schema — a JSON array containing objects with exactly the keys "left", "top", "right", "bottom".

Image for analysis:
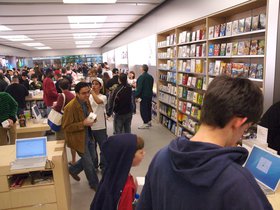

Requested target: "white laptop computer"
[
  {"left": 31, "top": 104, "right": 47, "bottom": 123},
  {"left": 244, "top": 145, "right": 280, "bottom": 195},
  {"left": 10, "top": 137, "right": 47, "bottom": 170}
]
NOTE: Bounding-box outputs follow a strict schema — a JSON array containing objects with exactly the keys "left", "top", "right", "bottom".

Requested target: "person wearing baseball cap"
[{"left": 89, "top": 77, "right": 108, "bottom": 173}]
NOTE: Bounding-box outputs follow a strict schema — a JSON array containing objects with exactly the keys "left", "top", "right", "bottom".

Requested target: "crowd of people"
[
  {"left": 0, "top": 61, "right": 277, "bottom": 210},
  {"left": 0, "top": 62, "right": 154, "bottom": 210}
]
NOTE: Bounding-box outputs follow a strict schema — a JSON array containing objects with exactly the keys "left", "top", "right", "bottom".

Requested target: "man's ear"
[{"left": 232, "top": 117, "right": 248, "bottom": 129}]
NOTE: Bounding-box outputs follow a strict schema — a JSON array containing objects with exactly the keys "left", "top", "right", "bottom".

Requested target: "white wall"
[
  {"left": 29, "top": 48, "right": 102, "bottom": 57},
  {"left": 0, "top": 44, "right": 30, "bottom": 57},
  {"left": 102, "top": 0, "right": 250, "bottom": 52}
]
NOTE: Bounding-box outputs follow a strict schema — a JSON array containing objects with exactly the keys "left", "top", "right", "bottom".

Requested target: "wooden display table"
[
  {"left": 16, "top": 120, "right": 50, "bottom": 139},
  {"left": 268, "top": 191, "right": 280, "bottom": 210},
  {"left": 0, "top": 140, "right": 71, "bottom": 210}
]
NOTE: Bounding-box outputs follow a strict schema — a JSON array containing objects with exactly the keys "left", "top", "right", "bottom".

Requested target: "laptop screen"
[
  {"left": 244, "top": 145, "right": 280, "bottom": 191},
  {"left": 16, "top": 137, "right": 47, "bottom": 159},
  {"left": 31, "top": 105, "right": 42, "bottom": 120}
]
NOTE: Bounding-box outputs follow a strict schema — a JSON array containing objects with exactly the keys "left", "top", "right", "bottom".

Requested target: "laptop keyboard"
[
  {"left": 15, "top": 157, "right": 46, "bottom": 164},
  {"left": 11, "top": 158, "right": 47, "bottom": 170}
]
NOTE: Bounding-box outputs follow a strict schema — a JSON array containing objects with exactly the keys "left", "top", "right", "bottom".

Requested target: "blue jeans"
[
  {"left": 140, "top": 97, "right": 152, "bottom": 124},
  {"left": 114, "top": 112, "right": 133, "bottom": 134},
  {"left": 69, "top": 140, "right": 99, "bottom": 188},
  {"left": 132, "top": 90, "right": 136, "bottom": 113},
  {"left": 91, "top": 129, "right": 107, "bottom": 170}
]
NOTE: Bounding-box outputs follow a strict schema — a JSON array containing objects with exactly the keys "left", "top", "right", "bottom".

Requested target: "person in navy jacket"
[
  {"left": 137, "top": 75, "right": 272, "bottom": 210},
  {"left": 90, "top": 133, "right": 145, "bottom": 210}
]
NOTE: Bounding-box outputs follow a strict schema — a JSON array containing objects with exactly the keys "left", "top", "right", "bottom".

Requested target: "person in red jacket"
[
  {"left": 90, "top": 134, "right": 145, "bottom": 210},
  {"left": 43, "top": 68, "right": 58, "bottom": 115}
]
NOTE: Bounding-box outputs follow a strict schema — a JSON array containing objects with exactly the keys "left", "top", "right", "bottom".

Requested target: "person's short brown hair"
[
  {"left": 200, "top": 75, "right": 263, "bottom": 128},
  {"left": 59, "top": 78, "right": 70, "bottom": 90},
  {"left": 136, "top": 136, "right": 144, "bottom": 151}
]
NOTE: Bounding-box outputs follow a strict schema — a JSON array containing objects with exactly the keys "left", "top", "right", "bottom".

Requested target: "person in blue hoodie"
[
  {"left": 90, "top": 133, "right": 145, "bottom": 210},
  {"left": 137, "top": 75, "right": 272, "bottom": 210}
]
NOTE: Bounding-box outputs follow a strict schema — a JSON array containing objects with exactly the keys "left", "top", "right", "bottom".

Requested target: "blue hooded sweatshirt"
[
  {"left": 90, "top": 133, "right": 137, "bottom": 210},
  {"left": 137, "top": 136, "right": 272, "bottom": 210}
]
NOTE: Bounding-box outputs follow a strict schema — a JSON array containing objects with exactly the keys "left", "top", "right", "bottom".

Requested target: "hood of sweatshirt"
[
  {"left": 90, "top": 133, "right": 137, "bottom": 210},
  {"left": 168, "top": 136, "right": 248, "bottom": 187}
]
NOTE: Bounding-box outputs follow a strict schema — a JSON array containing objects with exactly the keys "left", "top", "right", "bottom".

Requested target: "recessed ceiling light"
[
  {"left": 73, "top": 33, "right": 97, "bottom": 39},
  {"left": 0, "top": 35, "right": 33, "bottom": 42},
  {"left": 0, "top": 25, "right": 12, "bottom": 31},
  {"left": 22, "top": 43, "right": 45, "bottom": 47},
  {"left": 75, "top": 41, "right": 93, "bottom": 45},
  {"left": 35, "top": 46, "right": 52, "bottom": 50},
  {"left": 64, "top": 0, "right": 117, "bottom": 3},
  {"left": 70, "top": 23, "right": 103, "bottom": 29},
  {"left": 76, "top": 45, "right": 91, "bottom": 48},
  {"left": 68, "top": 16, "right": 107, "bottom": 23}
]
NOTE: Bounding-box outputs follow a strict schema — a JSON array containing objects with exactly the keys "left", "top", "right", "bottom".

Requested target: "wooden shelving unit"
[{"left": 156, "top": 0, "right": 267, "bottom": 137}]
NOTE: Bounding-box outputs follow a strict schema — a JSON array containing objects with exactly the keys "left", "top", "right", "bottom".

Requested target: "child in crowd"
[{"left": 90, "top": 133, "right": 145, "bottom": 210}]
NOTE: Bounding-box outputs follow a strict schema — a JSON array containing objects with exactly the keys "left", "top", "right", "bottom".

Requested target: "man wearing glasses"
[{"left": 62, "top": 82, "right": 99, "bottom": 191}]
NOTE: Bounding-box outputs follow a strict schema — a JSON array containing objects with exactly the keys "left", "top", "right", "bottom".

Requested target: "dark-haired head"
[
  {"left": 59, "top": 78, "right": 70, "bottom": 90},
  {"left": 119, "top": 73, "right": 127, "bottom": 86},
  {"left": 200, "top": 75, "right": 263, "bottom": 128},
  {"left": 112, "top": 68, "right": 119, "bottom": 75},
  {"left": 75, "top": 82, "right": 90, "bottom": 93},
  {"left": 142, "top": 64, "right": 149, "bottom": 72},
  {"left": 129, "top": 71, "right": 135, "bottom": 79},
  {"left": 31, "top": 74, "right": 37, "bottom": 79}
]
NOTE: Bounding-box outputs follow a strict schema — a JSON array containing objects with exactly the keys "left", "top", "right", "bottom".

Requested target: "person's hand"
[
  {"left": 7, "top": 119, "right": 14, "bottom": 128},
  {"left": 83, "top": 118, "right": 94, "bottom": 127}
]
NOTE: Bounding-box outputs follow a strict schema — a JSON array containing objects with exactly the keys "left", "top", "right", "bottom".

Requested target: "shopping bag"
[
  {"left": 47, "top": 109, "right": 63, "bottom": 131},
  {"left": 47, "top": 93, "right": 65, "bottom": 132}
]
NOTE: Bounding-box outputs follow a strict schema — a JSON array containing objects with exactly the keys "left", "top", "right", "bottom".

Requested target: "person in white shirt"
[
  {"left": 127, "top": 71, "right": 137, "bottom": 114},
  {"left": 89, "top": 77, "right": 108, "bottom": 172}
]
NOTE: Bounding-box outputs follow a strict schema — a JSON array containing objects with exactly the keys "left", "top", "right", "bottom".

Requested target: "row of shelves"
[
  {"left": 156, "top": 0, "right": 267, "bottom": 137},
  {"left": 158, "top": 28, "right": 265, "bottom": 49},
  {"left": 159, "top": 55, "right": 264, "bottom": 60}
]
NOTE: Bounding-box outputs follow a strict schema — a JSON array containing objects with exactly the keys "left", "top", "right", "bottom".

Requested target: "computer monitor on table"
[
  {"left": 31, "top": 104, "right": 42, "bottom": 120},
  {"left": 244, "top": 145, "right": 280, "bottom": 193}
]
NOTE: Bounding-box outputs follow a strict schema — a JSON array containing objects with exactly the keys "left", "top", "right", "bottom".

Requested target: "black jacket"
[
  {"left": 106, "top": 75, "right": 119, "bottom": 90},
  {"left": 259, "top": 101, "right": 280, "bottom": 155},
  {"left": 5, "top": 83, "right": 29, "bottom": 108},
  {"left": 0, "top": 79, "right": 8, "bottom": 92},
  {"left": 107, "top": 84, "right": 132, "bottom": 116}
]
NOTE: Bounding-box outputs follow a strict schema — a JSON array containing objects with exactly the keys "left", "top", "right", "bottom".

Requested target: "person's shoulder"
[
  {"left": 99, "top": 94, "right": 107, "bottom": 99},
  {"left": 65, "top": 97, "right": 77, "bottom": 108},
  {"left": 222, "top": 160, "right": 258, "bottom": 190}
]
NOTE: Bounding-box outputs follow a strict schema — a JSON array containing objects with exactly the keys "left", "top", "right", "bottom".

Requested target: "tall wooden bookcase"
[{"left": 156, "top": 0, "right": 267, "bottom": 137}]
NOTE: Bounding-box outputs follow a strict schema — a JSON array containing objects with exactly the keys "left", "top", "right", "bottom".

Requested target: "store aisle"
[{"left": 68, "top": 111, "right": 175, "bottom": 210}]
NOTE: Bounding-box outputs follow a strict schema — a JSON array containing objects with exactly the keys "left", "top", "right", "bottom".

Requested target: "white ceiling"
[{"left": 0, "top": 0, "right": 166, "bottom": 51}]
